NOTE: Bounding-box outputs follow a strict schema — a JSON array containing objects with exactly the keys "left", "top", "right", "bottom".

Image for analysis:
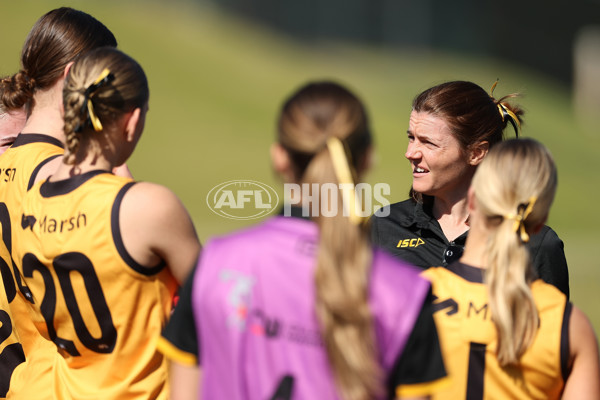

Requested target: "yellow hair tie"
[
  {"left": 503, "top": 196, "right": 537, "bottom": 242},
  {"left": 497, "top": 103, "right": 521, "bottom": 131},
  {"left": 490, "top": 80, "right": 500, "bottom": 96},
  {"left": 326, "top": 137, "right": 363, "bottom": 226},
  {"left": 490, "top": 80, "right": 521, "bottom": 138},
  {"left": 82, "top": 68, "right": 114, "bottom": 132},
  {"left": 87, "top": 99, "right": 102, "bottom": 132}
]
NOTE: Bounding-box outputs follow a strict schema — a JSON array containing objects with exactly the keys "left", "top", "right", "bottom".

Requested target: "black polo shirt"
[{"left": 371, "top": 199, "right": 570, "bottom": 298}]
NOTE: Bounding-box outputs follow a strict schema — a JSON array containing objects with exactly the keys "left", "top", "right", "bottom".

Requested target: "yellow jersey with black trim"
[
  {"left": 0, "top": 133, "right": 64, "bottom": 399},
  {"left": 12, "top": 170, "right": 177, "bottom": 400},
  {"left": 0, "top": 246, "right": 25, "bottom": 399},
  {"left": 423, "top": 262, "right": 569, "bottom": 400}
]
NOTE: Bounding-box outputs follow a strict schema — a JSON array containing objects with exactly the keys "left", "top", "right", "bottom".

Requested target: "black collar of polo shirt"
[
  {"left": 401, "top": 199, "right": 469, "bottom": 246},
  {"left": 397, "top": 198, "right": 436, "bottom": 230}
]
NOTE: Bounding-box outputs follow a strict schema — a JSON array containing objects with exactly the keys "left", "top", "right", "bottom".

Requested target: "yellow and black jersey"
[
  {"left": 0, "top": 247, "right": 25, "bottom": 399},
  {"left": 0, "top": 133, "right": 63, "bottom": 398},
  {"left": 423, "top": 262, "right": 569, "bottom": 400},
  {"left": 371, "top": 199, "right": 570, "bottom": 298},
  {"left": 13, "top": 170, "right": 177, "bottom": 400}
]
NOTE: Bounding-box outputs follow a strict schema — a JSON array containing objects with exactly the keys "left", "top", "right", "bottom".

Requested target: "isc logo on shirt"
[
  {"left": 207, "top": 180, "right": 279, "bottom": 220},
  {"left": 397, "top": 238, "right": 425, "bottom": 248}
]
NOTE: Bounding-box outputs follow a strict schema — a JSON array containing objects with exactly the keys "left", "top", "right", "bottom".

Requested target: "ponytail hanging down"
[
  {"left": 313, "top": 138, "right": 382, "bottom": 400},
  {"left": 485, "top": 209, "right": 539, "bottom": 367},
  {"left": 473, "top": 138, "right": 557, "bottom": 367},
  {"left": 326, "top": 137, "right": 365, "bottom": 227},
  {"left": 502, "top": 197, "right": 537, "bottom": 243},
  {"left": 278, "top": 81, "right": 380, "bottom": 400}
]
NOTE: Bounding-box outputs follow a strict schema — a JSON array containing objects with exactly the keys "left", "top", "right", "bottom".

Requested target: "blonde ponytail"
[
  {"left": 310, "top": 149, "right": 382, "bottom": 400},
  {"left": 485, "top": 216, "right": 539, "bottom": 366},
  {"left": 278, "top": 82, "right": 380, "bottom": 399},
  {"left": 472, "top": 138, "right": 557, "bottom": 366}
]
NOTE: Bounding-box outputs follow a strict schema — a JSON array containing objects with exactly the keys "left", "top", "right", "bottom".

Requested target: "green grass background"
[{"left": 2, "top": 0, "right": 599, "bottom": 333}]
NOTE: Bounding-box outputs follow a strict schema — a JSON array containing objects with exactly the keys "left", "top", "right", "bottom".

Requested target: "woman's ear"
[
  {"left": 63, "top": 61, "right": 75, "bottom": 79},
  {"left": 124, "top": 108, "right": 141, "bottom": 142},
  {"left": 469, "top": 141, "right": 489, "bottom": 166}
]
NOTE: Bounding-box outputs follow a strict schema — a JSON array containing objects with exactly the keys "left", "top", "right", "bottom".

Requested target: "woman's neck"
[
  {"left": 21, "top": 84, "right": 65, "bottom": 141},
  {"left": 50, "top": 154, "right": 113, "bottom": 182},
  {"left": 432, "top": 190, "right": 471, "bottom": 242},
  {"left": 459, "top": 213, "right": 489, "bottom": 268}
]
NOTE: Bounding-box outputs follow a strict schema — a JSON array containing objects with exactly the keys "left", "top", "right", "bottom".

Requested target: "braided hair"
[{"left": 62, "top": 47, "right": 148, "bottom": 165}]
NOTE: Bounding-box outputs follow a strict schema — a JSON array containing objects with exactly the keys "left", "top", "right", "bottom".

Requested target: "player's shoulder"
[
  {"left": 118, "top": 181, "right": 189, "bottom": 228},
  {"left": 373, "top": 247, "right": 421, "bottom": 273},
  {"left": 421, "top": 265, "right": 449, "bottom": 280},
  {"left": 124, "top": 180, "right": 172, "bottom": 195},
  {"left": 371, "top": 248, "right": 430, "bottom": 296},
  {"left": 530, "top": 279, "right": 567, "bottom": 308},
  {"left": 121, "top": 181, "right": 180, "bottom": 208},
  {"left": 202, "top": 216, "right": 314, "bottom": 264},
  {"left": 420, "top": 265, "right": 468, "bottom": 294},
  {"left": 208, "top": 216, "right": 300, "bottom": 246}
]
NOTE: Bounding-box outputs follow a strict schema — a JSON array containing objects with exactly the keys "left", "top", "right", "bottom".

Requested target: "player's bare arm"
[{"left": 119, "top": 181, "right": 201, "bottom": 284}]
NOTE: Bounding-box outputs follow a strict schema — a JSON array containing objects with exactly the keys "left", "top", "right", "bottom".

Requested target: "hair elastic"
[
  {"left": 490, "top": 80, "right": 521, "bottom": 138},
  {"left": 503, "top": 196, "right": 537, "bottom": 242},
  {"left": 78, "top": 68, "right": 115, "bottom": 132},
  {"left": 497, "top": 103, "right": 521, "bottom": 137},
  {"left": 326, "top": 137, "right": 363, "bottom": 226}
]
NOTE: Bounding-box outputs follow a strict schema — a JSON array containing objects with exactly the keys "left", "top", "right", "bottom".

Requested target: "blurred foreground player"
[{"left": 159, "top": 81, "right": 447, "bottom": 400}]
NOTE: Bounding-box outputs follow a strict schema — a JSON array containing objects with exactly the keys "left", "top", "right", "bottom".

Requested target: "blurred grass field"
[{"left": 2, "top": 0, "right": 599, "bottom": 333}]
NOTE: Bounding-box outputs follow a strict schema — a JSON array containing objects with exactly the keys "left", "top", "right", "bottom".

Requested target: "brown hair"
[
  {"left": 62, "top": 47, "right": 148, "bottom": 164},
  {"left": 278, "top": 81, "right": 380, "bottom": 400},
  {"left": 411, "top": 80, "right": 524, "bottom": 202},
  {"left": 0, "top": 7, "right": 117, "bottom": 111},
  {"left": 472, "top": 138, "right": 557, "bottom": 366}
]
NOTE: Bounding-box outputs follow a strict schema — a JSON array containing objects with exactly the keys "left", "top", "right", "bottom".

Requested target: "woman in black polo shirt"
[{"left": 371, "top": 80, "right": 569, "bottom": 297}]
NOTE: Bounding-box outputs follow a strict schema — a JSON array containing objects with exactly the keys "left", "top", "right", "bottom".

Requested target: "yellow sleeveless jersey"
[
  {"left": 0, "top": 134, "right": 64, "bottom": 399},
  {"left": 423, "top": 263, "right": 569, "bottom": 400},
  {"left": 0, "top": 246, "right": 25, "bottom": 398},
  {"left": 12, "top": 170, "right": 178, "bottom": 399}
]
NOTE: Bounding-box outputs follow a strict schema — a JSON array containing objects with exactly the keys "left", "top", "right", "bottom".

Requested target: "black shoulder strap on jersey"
[
  {"left": 111, "top": 182, "right": 166, "bottom": 276},
  {"left": 28, "top": 154, "right": 62, "bottom": 190},
  {"left": 560, "top": 301, "right": 573, "bottom": 381}
]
